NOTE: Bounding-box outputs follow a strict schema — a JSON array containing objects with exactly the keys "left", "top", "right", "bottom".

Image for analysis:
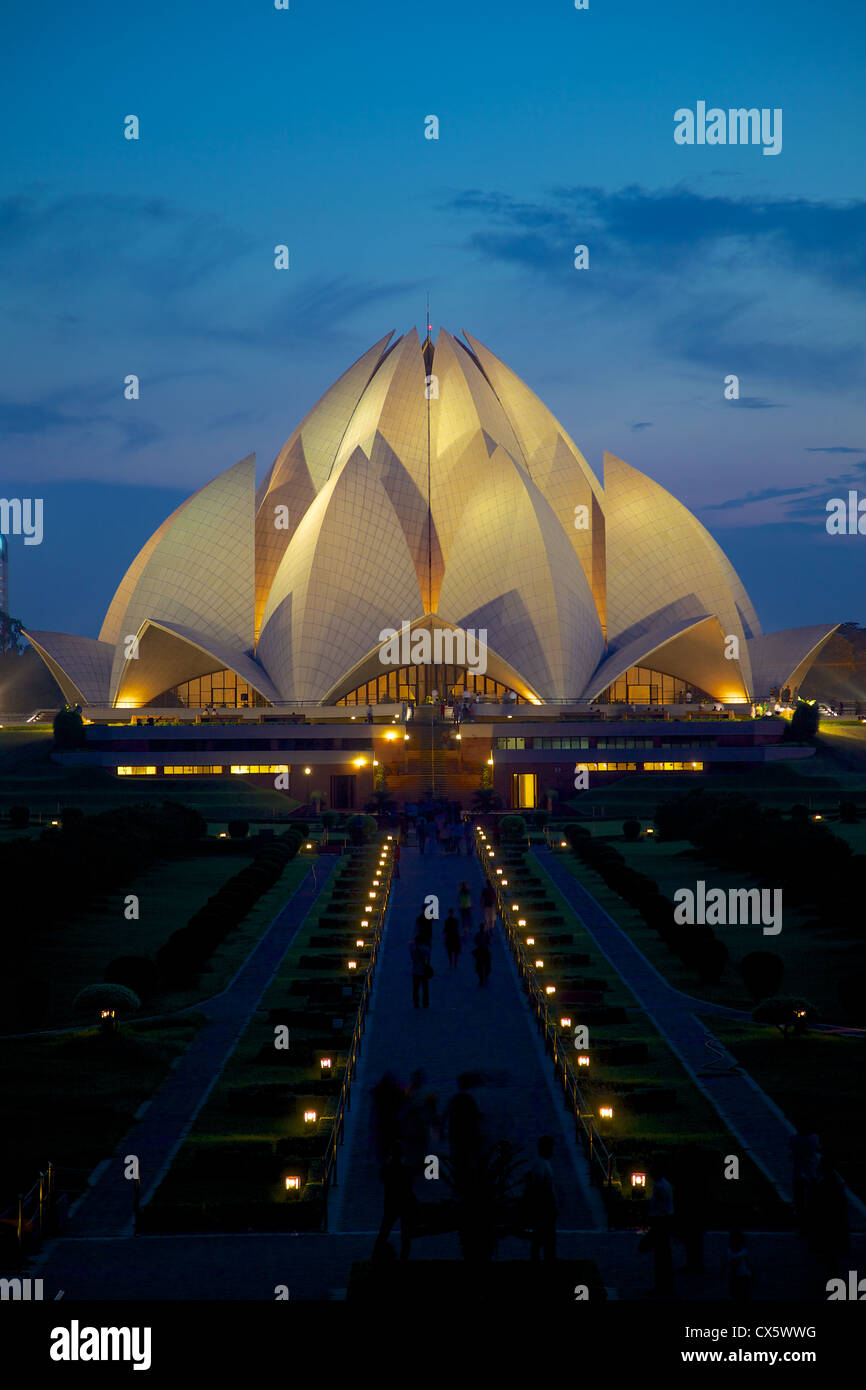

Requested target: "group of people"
[
  {"left": 409, "top": 881, "right": 499, "bottom": 1005},
  {"left": 371, "top": 1067, "right": 561, "bottom": 1263},
  {"left": 407, "top": 806, "right": 474, "bottom": 856}
]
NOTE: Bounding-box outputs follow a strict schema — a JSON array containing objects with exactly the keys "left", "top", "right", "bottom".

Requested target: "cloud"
[
  {"left": 704, "top": 485, "right": 814, "bottom": 512},
  {"left": 629, "top": 421, "right": 653, "bottom": 431},
  {"left": 805, "top": 446, "right": 866, "bottom": 454}
]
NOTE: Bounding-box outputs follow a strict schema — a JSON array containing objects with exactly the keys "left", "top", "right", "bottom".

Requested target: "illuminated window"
[
  {"left": 116, "top": 765, "right": 157, "bottom": 776},
  {"left": 230, "top": 764, "right": 289, "bottom": 774},
  {"left": 164, "top": 765, "right": 223, "bottom": 775}
]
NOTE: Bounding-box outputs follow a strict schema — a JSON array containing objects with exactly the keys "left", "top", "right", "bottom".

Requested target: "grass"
[
  {"left": 148, "top": 844, "right": 384, "bottom": 1220},
  {"left": 707, "top": 1020, "right": 866, "bottom": 1201},
  {"left": 0, "top": 1015, "right": 204, "bottom": 1201},
  {"left": 495, "top": 846, "right": 786, "bottom": 1222}
]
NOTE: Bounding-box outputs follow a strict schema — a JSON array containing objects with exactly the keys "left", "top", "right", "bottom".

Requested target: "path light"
[
  {"left": 368, "top": 891, "right": 376, "bottom": 899},
  {"left": 320, "top": 1058, "right": 332, "bottom": 1070},
  {"left": 496, "top": 868, "right": 502, "bottom": 876},
  {"left": 404, "top": 735, "right": 410, "bottom": 742},
  {"left": 535, "top": 959, "right": 544, "bottom": 968},
  {"left": 285, "top": 1177, "right": 301, "bottom": 1191},
  {"left": 560, "top": 840, "right": 567, "bottom": 847},
  {"left": 518, "top": 918, "right": 526, "bottom": 927},
  {"left": 387, "top": 835, "right": 393, "bottom": 840},
  {"left": 545, "top": 986, "right": 555, "bottom": 995},
  {"left": 599, "top": 1106, "right": 614, "bottom": 1119},
  {"left": 577, "top": 1055, "right": 590, "bottom": 1068},
  {"left": 560, "top": 1016, "right": 572, "bottom": 1029},
  {"left": 632, "top": 1173, "right": 646, "bottom": 1188},
  {"left": 306, "top": 842, "right": 313, "bottom": 849},
  {"left": 361, "top": 919, "right": 369, "bottom": 928},
  {"left": 527, "top": 937, "right": 535, "bottom": 945},
  {"left": 511, "top": 904, "right": 519, "bottom": 912},
  {"left": 356, "top": 938, "right": 365, "bottom": 948},
  {"left": 304, "top": 1110, "right": 317, "bottom": 1124},
  {"left": 348, "top": 960, "right": 358, "bottom": 970},
  {"left": 219, "top": 832, "right": 228, "bottom": 839},
  {"left": 645, "top": 828, "right": 655, "bottom": 836},
  {"left": 501, "top": 879, "right": 508, "bottom": 886}
]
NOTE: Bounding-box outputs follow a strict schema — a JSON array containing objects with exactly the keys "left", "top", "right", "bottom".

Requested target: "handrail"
[
  {"left": 475, "top": 830, "right": 617, "bottom": 1211},
  {"left": 320, "top": 838, "right": 394, "bottom": 1228}
]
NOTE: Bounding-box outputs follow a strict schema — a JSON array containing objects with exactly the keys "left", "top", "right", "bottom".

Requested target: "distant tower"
[{"left": 0, "top": 534, "right": 7, "bottom": 613}]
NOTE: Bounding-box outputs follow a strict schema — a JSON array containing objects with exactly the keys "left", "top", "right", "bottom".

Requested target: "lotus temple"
[{"left": 25, "top": 327, "right": 839, "bottom": 808}]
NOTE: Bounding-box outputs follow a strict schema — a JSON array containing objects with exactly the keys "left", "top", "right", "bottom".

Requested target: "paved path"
[
  {"left": 331, "top": 840, "right": 600, "bottom": 1243},
  {"left": 63, "top": 858, "right": 338, "bottom": 1238},
  {"left": 535, "top": 847, "right": 866, "bottom": 1223}
]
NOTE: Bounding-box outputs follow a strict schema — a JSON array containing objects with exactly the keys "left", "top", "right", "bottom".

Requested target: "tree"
[
  {"left": 0, "top": 609, "right": 25, "bottom": 654},
  {"left": 752, "top": 996, "right": 818, "bottom": 1039},
  {"left": 73, "top": 982, "right": 141, "bottom": 1035},
  {"left": 498, "top": 814, "right": 527, "bottom": 842},
  {"left": 53, "top": 705, "right": 85, "bottom": 749},
  {"left": 622, "top": 819, "right": 641, "bottom": 842},
  {"left": 786, "top": 701, "right": 819, "bottom": 741},
  {"left": 739, "top": 951, "right": 784, "bottom": 1001},
  {"left": 227, "top": 819, "right": 249, "bottom": 839},
  {"left": 472, "top": 787, "right": 502, "bottom": 812}
]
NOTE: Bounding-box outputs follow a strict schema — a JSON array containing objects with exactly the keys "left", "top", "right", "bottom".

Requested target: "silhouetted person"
[
  {"left": 525, "top": 1135, "right": 557, "bottom": 1260},
  {"left": 481, "top": 881, "right": 496, "bottom": 933},
  {"left": 458, "top": 881, "right": 472, "bottom": 937},
  {"left": 371, "top": 1071, "right": 406, "bottom": 1164},
  {"left": 472, "top": 927, "right": 491, "bottom": 986},
  {"left": 410, "top": 935, "right": 431, "bottom": 1008},
  {"left": 373, "top": 1140, "right": 417, "bottom": 1262},
  {"left": 444, "top": 910, "right": 461, "bottom": 968},
  {"left": 727, "top": 1228, "right": 752, "bottom": 1301},
  {"left": 414, "top": 909, "right": 433, "bottom": 948},
  {"left": 417, "top": 818, "right": 427, "bottom": 854},
  {"left": 808, "top": 1153, "right": 850, "bottom": 1271},
  {"left": 366, "top": 705, "right": 374, "bottom": 723},
  {"left": 446, "top": 1076, "right": 482, "bottom": 1189},
  {"left": 647, "top": 1163, "right": 675, "bottom": 1296},
  {"left": 789, "top": 1118, "right": 820, "bottom": 1231}
]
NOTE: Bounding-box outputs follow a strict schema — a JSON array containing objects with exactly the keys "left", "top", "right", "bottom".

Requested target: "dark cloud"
[
  {"left": 704, "top": 485, "right": 814, "bottom": 512},
  {"left": 805, "top": 446, "right": 866, "bottom": 454},
  {"left": 630, "top": 421, "right": 653, "bottom": 431}
]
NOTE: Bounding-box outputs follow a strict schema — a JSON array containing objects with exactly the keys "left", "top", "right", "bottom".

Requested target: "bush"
[
  {"left": 321, "top": 811, "right": 338, "bottom": 829},
  {"left": 73, "top": 982, "right": 141, "bottom": 1017},
  {"left": 104, "top": 955, "right": 157, "bottom": 999},
  {"left": 53, "top": 705, "right": 85, "bottom": 749},
  {"left": 499, "top": 815, "right": 527, "bottom": 842},
  {"left": 787, "top": 701, "right": 819, "bottom": 740},
  {"left": 227, "top": 819, "right": 249, "bottom": 839},
  {"left": 9, "top": 805, "right": 29, "bottom": 828},
  {"left": 346, "top": 814, "right": 377, "bottom": 845},
  {"left": 752, "top": 996, "right": 818, "bottom": 1038},
  {"left": 622, "top": 819, "right": 641, "bottom": 842},
  {"left": 739, "top": 950, "right": 784, "bottom": 1001}
]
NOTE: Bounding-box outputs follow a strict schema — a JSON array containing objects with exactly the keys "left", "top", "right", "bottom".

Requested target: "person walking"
[
  {"left": 646, "top": 1162, "right": 675, "bottom": 1296},
  {"left": 458, "top": 881, "right": 472, "bottom": 938},
  {"left": 463, "top": 818, "right": 474, "bottom": 855},
  {"left": 472, "top": 927, "right": 491, "bottom": 987},
  {"left": 444, "top": 909, "right": 461, "bottom": 969},
  {"left": 410, "top": 934, "right": 431, "bottom": 1008},
  {"left": 414, "top": 908, "right": 433, "bottom": 949},
  {"left": 417, "top": 817, "right": 427, "bottom": 855},
  {"left": 727, "top": 1228, "right": 752, "bottom": 1301},
  {"left": 481, "top": 880, "right": 496, "bottom": 934},
  {"left": 525, "top": 1136, "right": 557, "bottom": 1261},
  {"left": 373, "top": 1140, "right": 417, "bottom": 1262}
]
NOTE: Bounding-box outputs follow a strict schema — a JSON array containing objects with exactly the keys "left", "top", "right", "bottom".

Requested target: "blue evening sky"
[{"left": 2, "top": 0, "right": 864, "bottom": 637}]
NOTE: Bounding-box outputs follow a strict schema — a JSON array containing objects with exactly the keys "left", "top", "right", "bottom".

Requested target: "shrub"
[
  {"left": 104, "top": 955, "right": 157, "bottom": 999},
  {"left": 73, "top": 982, "right": 141, "bottom": 1017},
  {"left": 752, "top": 996, "right": 818, "bottom": 1038},
  {"left": 499, "top": 815, "right": 527, "bottom": 842},
  {"left": 622, "top": 819, "right": 641, "bottom": 842},
  {"left": 53, "top": 706, "right": 85, "bottom": 749},
  {"left": 321, "top": 811, "right": 338, "bottom": 829},
  {"left": 739, "top": 950, "right": 784, "bottom": 1001},
  {"left": 227, "top": 819, "right": 249, "bottom": 839},
  {"left": 345, "top": 814, "right": 377, "bottom": 845},
  {"left": 9, "top": 805, "right": 29, "bottom": 828}
]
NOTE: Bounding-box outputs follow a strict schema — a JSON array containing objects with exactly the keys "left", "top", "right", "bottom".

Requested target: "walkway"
[
  {"left": 331, "top": 839, "right": 600, "bottom": 1240},
  {"left": 536, "top": 846, "right": 866, "bottom": 1222},
  {"left": 63, "top": 858, "right": 338, "bottom": 1238}
]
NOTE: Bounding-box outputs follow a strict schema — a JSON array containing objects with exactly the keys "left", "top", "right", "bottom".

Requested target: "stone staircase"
[{"left": 387, "top": 717, "right": 481, "bottom": 805}]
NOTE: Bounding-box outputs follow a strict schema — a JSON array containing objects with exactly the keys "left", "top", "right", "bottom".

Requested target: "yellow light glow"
[
  {"left": 285, "top": 1177, "right": 300, "bottom": 1191},
  {"left": 511, "top": 904, "right": 519, "bottom": 911},
  {"left": 304, "top": 1110, "right": 317, "bottom": 1123},
  {"left": 304, "top": 767, "right": 311, "bottom": 775},
  {"left": 545, "top": 986, "right": 555, "bottom": 995},
  {"left": 577, "top": 1055, "right": 590, "bottom": 1067},
  {"left": 320, "top": 1058, "right": 332, "bottom": 1069},
  {"left": 632, "top": 1173, "right": 646, "bottom": 1187},
  {"left": 354, "top": 758, "right": 366, "bottom": 767},
  {"left": 501, "top": 879, "right": 508, "bottom": 886},
  {"left": 560, "top": 1017, "right": 572, "bottom": 1028},
  {"left": 526, "top": 937, "right": 535, "bottom": 945},
  {"left": 599, "top": 1106, "right": 613, "bottom": 1119},
  {"left": 348, "top": 960, "right": 358, "bottom": 970},
  {"left": 385, "top": 732, "right": 397, "bottom": 741},
  {"left": 560, "top": 840, "right": 567, "bottom": 847},
  {"left": 518, "top": 918, "right": 526, "bottom": 927},
  {"left": 535, "top": 959, "right": 544, "bottom": 968},
  {"left": 356, "top": 939, "right": 364, "bottom": 948}
]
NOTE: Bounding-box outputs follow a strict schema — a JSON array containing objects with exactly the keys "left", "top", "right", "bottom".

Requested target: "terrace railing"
[
  {"left": 320, "top": 838, "right": 394, "bottom": 1229},
  {"left": 475, "top": 829, "right": 617, "bottom": 1217}
]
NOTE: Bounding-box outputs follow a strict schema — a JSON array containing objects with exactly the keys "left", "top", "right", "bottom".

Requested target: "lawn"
[
  {"left": 0, "top": 1015, "right": 204, "bottom": 1203},
  {"left": 707, "top": 1020, "right": 866, "bottom": 1201},
  {"left": 552, "top": 824, "right": 866, "bottom": 1021}
]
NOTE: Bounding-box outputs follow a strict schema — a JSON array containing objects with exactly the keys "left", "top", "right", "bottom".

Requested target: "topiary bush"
[
  {"left": 622, "top": 819, "right": 641, "bottom": 842},
  {"left": 752, "top": 996, "right": 818, "bottom": 1038},
  {"left": 227, "top": 819, "right": 249, "bottom": 839},
  {"left": 499, "top": 814, "right": 527, "bottom": 842}
]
